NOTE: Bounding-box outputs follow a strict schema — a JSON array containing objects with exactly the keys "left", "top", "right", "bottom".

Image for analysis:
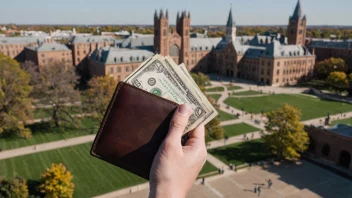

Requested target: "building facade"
[
  {"left": 24, "top": 42, "right": 73, "bottom": 67},
  {"left": 88, "top": 0, "right": 314, "bottom": 86},
  {"left": 306, "top": 125, "right": 352, "bottom": 173}
]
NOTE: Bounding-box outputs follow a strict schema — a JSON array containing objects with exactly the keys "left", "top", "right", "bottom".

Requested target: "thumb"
[{"left": 165, "top": 104, "right": 192, "bottom": 147}]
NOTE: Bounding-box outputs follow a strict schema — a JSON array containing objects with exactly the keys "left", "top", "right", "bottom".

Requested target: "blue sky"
[{"left": 0, "top": 0, "right": 351, "bottom": 25}]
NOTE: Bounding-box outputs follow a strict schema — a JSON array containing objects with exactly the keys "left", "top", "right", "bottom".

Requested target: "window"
[
  {"left": 276, "top": 79, "right": 279, "bottom": 83},
  {"left": 126, "top": 66, "right": 130, "bottom": 72},
  {"left": 267, "top": 69, "right": 271, "bottom": 75},
  {"left": 277, "top": 69, "right": 280, "bottom": 75},
  {"left": 142, "top": 56, "right": 146, "bottom": 61},
  {"left": 41, "top": 54, "right": 45, "bottom": 57},
  {"left": 121, "top": 57, "right": 123, "bottom": 62},
  {"left": 163, "top": 29, "right": 166, "bottom": 36},
  {"left": 117, "top": 67, "right": 121, "bottom": 73},
  {"left": 110, "top": 67, "right": 114, "bottom": 74},
  {"left": 117, "top": 75, "right": 121, "bottom": 81},
  {"left": 267, "top": 61, "right": 270, "bottom": 66},
  {"left": 114, "top": 57, "right": 117, "bottom": 63},
  {"left": 77, "top": 58, "right": 80, "bottom": 62},
  {"left": 277, "top": 62, "right": 280, "bottom": 66},
  {"left": 170, "top": 45, "right": 180, "bottom": 56}
]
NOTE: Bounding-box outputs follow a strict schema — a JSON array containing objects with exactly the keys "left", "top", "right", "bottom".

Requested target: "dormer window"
[
  {"left": 130, "top": 56, "right": 133, "bottom": 61},
  {"left": 142, "top": 56, "right": 146, "bottom": 61},
  {"left": 114, "top": 57, "right": 117, "bottom": 63},
  {"left": 121, "top": 57, "right": 123, "bottom": 62},
  {"left": 137, "top": 57, "right": 139, "bottom": 61}
]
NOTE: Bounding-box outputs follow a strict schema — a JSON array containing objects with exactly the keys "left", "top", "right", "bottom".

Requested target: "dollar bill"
[{"left": 125, "top": 55, "right": 218, "bottom": 132}]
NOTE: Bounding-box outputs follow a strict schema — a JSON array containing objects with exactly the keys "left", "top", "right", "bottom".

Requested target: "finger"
[
  {"left": 165, "top": 104, "right": 192, "bottom": 146},
  {"left": 188, "top": 124, "right": 205, "bottom": 142}
]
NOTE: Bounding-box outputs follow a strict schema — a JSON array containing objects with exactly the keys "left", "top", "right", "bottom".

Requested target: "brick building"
[
  {"left": 88, "top": 0, "right": 315, "bottom": 86},
  {"left": 24, "top": 42, "right": 73, "bottom": 67},
  {"left": 306, "top": 124, "right": 352, "bottom": 173}
]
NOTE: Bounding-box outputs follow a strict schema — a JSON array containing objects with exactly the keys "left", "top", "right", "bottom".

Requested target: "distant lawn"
[
  {"left": 232, "top": 90, "right": 262, "bottom": 96},
  {"left": 206, "top": 87, "right": 225, "bottom": 92},
  {"left": 227, "top": 86, "right": 242, "bottom": 91},
  {"left": 0, "top": 143, "right": 219, "bottom": 197},
  {"left": 208, "top": 139, "right": 273, "bottom": 166},
  {"left": 33, "top": 106, "right": 81, "bottom": 119},
  {"left": 208, "top": 94, "right": 221, "bottom": 102},
  {"left": 330, "top": 118, "right": 352, "bottom": 126},
  {"left": 0, "top": 118, "right": 98, "bottom": 150},
  {"left": 224, "top": 94, "right": 352, "bottom": 121},
  {"left": 223, "top": 123, "right": 260, "bottom": 137},
  {"left": 199, "top": 161, "right": 218, "bottom": 176},
  {"left": 218, "top": 110, "right": 236, "bottom": 122}
]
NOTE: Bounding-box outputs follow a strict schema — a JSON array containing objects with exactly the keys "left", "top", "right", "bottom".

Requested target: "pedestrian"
[
  {"left": 254, "top": 186, "right": 257, "bottom": 193},
  {"left": 234, "top": 164, "right": 237, "bottom": 172},
  {"left": 229, "top": 163, "right": 233, "bottom": 170},
  {"left": 201, "top": 177, "right": 205, "bottom": 185},
  {"left": 243, "top": 134, "right": 246, "bottom": 140},
  {"left": 257, "top": 186, "right": 261, "bottom": 196},
  {"left": 268, "top": 179, "right": 272, "bottom": 189},
  {"left": 251, "top": 133, "right": 254, "bottom": 139},
  {"left": 221, "top": 167, "right": 225, "bottom": 174}
]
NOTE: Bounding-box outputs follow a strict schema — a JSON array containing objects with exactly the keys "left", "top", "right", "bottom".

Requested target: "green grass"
[
  {"left": 217, "top": 110, "right": 236, "bottom": 122},
  {"left": 0, "top": 118, "right": 98, "bottom": 150},
  {"left": 223, "top": 123, "right": 260, "bottom": 137},
  {"left": 0, "top": 142, "right": 218, "bottom": 197},
  {"left": 232, "top": 90, "right": 262, "bottom": 96},
  {"left": 208, "top": 94, "right": 221, "bottom": 102},
  {"left": 224, "top": 94, "right": 352, "bottom": 121},
  {"left": 330, "top": 118, "right": 352, "bottom": 126},
  {"left": 206, "top": 87, "right": 225, "bottom": 92},
  {"left": 199, "top": 161, "right": 218, "bottom": 175},
  {"left": 208, "top": 139, "right": 273, "bottom": 166},
  {"left": 227, "top": 86, "right": 242, "bottom": 91},
  {"left": 33, "top": 106, "right": 81, "bottom": 119},
  {"left": 0, "top": 143, "right": 146, "bottom": 197}
]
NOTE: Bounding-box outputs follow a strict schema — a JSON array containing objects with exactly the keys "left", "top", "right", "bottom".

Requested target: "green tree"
[
  {"left": 326, "top": 71, "right": 349, "bottom": 92},
  {"left": 83, "top": 76, "right": 117, "bottom": 122},
  {"left": 34, "top": 62, "right": 81, "bottom": 127},
  {"left": 39, "top": 163, "right": 74, "bottom": 198},
  {"left": 0, "top": 54, "right": 33, "bottom": 139},
  {"left": 0, "top": 176, "right": 29, "bottom": 198},
  {"left": 315, "top": 57, "right": 347, "bottom": 79},
  {"left": 263, "top": 104, "right": 309, "bottom": 160},
  {"left": 191, "top": 73, "right": 224, "bottom": 141}
]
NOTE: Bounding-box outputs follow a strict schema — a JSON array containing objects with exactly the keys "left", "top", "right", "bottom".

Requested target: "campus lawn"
[
  {"left": 227, "top": 86, "right": 242, "bottom": 91},
  {"left": 0, "top": 118, "right": 98, "bottom": 150},
  {"left": 218, "top": 110, "right": 236, "bottom": 122},
  {"left": 199, "top": 161, "right": 218, "bottom": 176},
  {"left": 0, "top": 142, "right": 218, "bottom": 197},
  {"left": 208, "top": 139, "right": 273, "bottom": 166},
  {"left": 206, "top": 87, "right": 225, "bottom": 92},
  {"left": 330, "top": 118, "right": 352, "bottom": 126},
  {"left": 208, "top": 94, "right": 221, "bottom": 102},
  {"left": 224, "top": 94, "right": 352, "bottom": 121},
  {"left": 223, "top": 123, "right": 260, "bottom": 137},
  {"left": 232, "top": 90, "right": 262, "bottom": 96},
  {"left": 33, "top": 106, "right": 81, "bottom": 119}
]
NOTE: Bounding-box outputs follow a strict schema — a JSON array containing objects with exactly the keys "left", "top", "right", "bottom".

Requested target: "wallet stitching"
[{"left": 91, "top": 82, "right": 178, "bottom": 157}]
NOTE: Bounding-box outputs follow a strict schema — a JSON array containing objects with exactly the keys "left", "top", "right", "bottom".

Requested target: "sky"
[{"left": 0, "top": 0, "right": 351, "bottom": 26}]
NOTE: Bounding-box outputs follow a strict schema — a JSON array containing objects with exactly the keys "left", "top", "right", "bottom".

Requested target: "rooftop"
[
  {"left": 0, "top": 36, "right": 50, "bottom": 45},
  {"left": 26, "top": 42, "right": 70, "bottom": 52},
  {"left": 329, "top": 124, "right": 352, "bottom": 138},
  {"left": 70, "top": 35, "right": 116, "bottom": 44}
]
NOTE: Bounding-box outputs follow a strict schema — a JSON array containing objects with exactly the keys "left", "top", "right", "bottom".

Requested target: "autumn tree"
[
  {"left": 326, "top": 71, "right": 349, "bottom": 92},
  {"left": 0, "top": 176, "right": 29, "bottom": 198},
  {"left": 315, "top": 57, "right": 347, "bottom": 79},
  {"left": 83, "top": 76, "right": 117, "bottom": 122},
  {"left": 263, "top": 104, "right": 309, "bottom": 160},
  {"left": 39, "top": 163, "right": 74, "bottom": 198},
  {"left": 191, "top": 73, "right": 224, "bottom": 141},
  {"left": 0, "top": 54, "right": 33, "bottom": 139},
  {"left": 34, "top": 62, "right": 81, "bottom": 127}
]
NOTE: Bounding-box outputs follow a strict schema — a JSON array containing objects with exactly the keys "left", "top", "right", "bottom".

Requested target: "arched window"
[
  {"left": 170, "top": 44, "right": 180, "bottom": 56},
  {"left": 339, "top": 150, "right": 351, "bottom": 168},
  {"left": 120, "top": 57, "right": 123, "bottom": 62},
  {"left": 321, "top": 144, "right": 330, "bottom": 157}
]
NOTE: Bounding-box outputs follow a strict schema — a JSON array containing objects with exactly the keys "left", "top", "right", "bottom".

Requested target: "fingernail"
[{"left": 178, "top": 104, "right": 191, "bottom": 115}]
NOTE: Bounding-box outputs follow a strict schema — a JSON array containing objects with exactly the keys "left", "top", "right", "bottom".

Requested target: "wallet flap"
[{"left": 91, "top": 82, "right": 178, "bottom": 180}]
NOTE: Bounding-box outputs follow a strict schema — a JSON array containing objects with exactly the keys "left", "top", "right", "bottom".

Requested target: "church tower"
[
  {"left": 176, "top": 11, "right": 191, "bottom": 66},
  {"left": 154, "top": 9, "right": 169, "bottom": 56},
  {"left": 287, "top": 0, "right": 307, "bottom": 45},
  {"left": 225, "top": 6, "right": 236, "bottom": 42}
]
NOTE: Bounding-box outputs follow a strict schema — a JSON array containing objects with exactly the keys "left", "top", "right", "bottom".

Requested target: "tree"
[
  {"left": 83, "top": 76, "right": 117, "bottom": 121},
  {"left": 0, "top": 176, "right": 29, "bottom": 198},
  {"left": 191, "top": 73, "right": 224, "bottom": 141},
  {"left": 0, "top": 54, "right": 33, "bottom": 139},
  {"left": 20, "top": 60, "right": 40, "bottom": 86},
  {"left": 263, "top": 104, "right": 309, "bottom": 160},
  {"left": 326, "top": 71, "right": 349, "bottom": 92},
  {"left": 34, "top": 62, "right": 81, "bottom": 127},
  {"left": 315, "top": 57, "right": 347, "bottom": 79},
  {"left": 39, "top": 163, "right": 74, "bottom": 198}
]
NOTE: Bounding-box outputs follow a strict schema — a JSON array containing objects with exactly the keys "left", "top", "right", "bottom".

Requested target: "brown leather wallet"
[{"left": 90, "top": 82, "right": 178, "bottom": 180}]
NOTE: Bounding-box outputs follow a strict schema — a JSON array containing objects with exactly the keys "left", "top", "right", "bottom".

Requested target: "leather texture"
[{"left": 90, "top": 82, "right": 178, "bottom": 180}]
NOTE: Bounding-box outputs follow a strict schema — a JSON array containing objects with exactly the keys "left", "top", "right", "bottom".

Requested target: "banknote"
[{"left": 124, "top": 54, "right": 218, "bottom": 132}]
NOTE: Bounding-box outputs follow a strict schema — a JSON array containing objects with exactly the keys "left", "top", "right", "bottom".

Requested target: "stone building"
[
  {"left": 306, "top": 124, "right": 352, "bottom": 173},
  {"left": 0, "top": 36, "right": 51, "bottom": 61},
  {"left": 24, "top": 42, "right": 73, "bottom": 67},
  {"left": 88, "top": 0, "right": 315, "bottom": 86}
]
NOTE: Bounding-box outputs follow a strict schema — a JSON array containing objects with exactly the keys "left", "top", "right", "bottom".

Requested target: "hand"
[{"left": 149, "top": 104, "right": 207, "bottom": 198}]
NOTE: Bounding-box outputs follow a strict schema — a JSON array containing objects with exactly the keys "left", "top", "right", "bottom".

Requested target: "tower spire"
[
  {"left": 291, "top": 0, "right": 302, "bottom": 20},
  {"left": 226, "top": 5, "right": 235, "bottom": 27},
  {"left": 166, "top": 9, "right": 169, "bottom": 19}
]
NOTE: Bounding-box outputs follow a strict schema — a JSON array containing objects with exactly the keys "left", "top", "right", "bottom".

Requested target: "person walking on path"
[
  {"left": 253, "top": 186, "right": 257, "bottom": 194},
  {"left": 267, "top": 179, "right": 272, "bottom": 189},
  {"left": 201, "top": 177, "right": 205, "bottom": 185},
  {"left": 257, "top": 186, "right": 261, "bottom": 196}
]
